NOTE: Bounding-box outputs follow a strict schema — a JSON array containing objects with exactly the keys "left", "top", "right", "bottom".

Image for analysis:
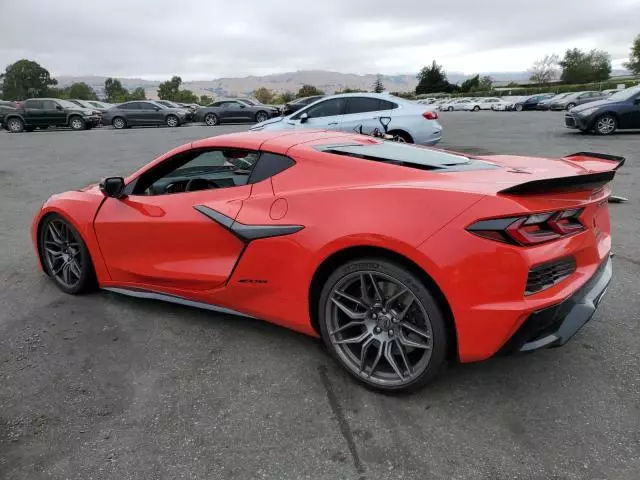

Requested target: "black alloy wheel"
[
  {"left": 39, "top": 215, "right": 96, "bottom": 294},
  {"left": 204, "top": 113, "right": 219, "bottom": 126},
  {"left": 112, "top": 117, "right": 126, "bottom": 129},
  {"left": 319, "top": 258, "right": 448, "bottom": 392},
  {"left": 255, "top": 111, "right": 269, "bottom": 123},
  {"left": 594, "top": 115, "right": 617, "bottom": 135}
]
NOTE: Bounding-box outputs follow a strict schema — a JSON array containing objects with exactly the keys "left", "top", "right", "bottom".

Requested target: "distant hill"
[{"left": 55, "top": 69, "right": 633, "bottom": 99}]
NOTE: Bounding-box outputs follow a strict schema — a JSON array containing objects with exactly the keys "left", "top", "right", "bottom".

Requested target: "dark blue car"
[
  {"left": 564, "top": 86, "right": 640, "bottom": 135},
  {"left": 514, "top": 94, "right": 555, "bottom": 111}
]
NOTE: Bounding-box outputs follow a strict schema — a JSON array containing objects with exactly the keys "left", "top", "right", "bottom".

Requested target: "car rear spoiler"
[{"left": 499, "top": 152, "right": 625, "bottom": 195}]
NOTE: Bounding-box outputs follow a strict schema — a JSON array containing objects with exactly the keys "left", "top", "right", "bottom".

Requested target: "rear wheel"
[
  {"left": 318, "top": 258, "right": 448, "bottom": 392},
  {"left": 566, "top": 103, "right": 576, "bottom": 110},
  {"left": 515, "top": 104, "right": 523, "bottom": 112},
  {"left": 472, "top": 105, "right": 480, "bottom": 111},
  {"left": 388, "top": 130, "right": 413, "bottom": 143},
  {"left": 447, "top": 106, "right": 454, "bottom": 111},
  {"left": 594, "top": 115, "right": 617, "bottom": 135},
  {"left": 7, "top": 117, "right": 25, "bottom": 133},
  {"left": 39, "top": 214, "right": 97, "bottom": 294}
]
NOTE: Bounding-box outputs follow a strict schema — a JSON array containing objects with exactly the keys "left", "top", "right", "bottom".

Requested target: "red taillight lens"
[
  {"left": 423, "top": 111, "right": 438, "bottom": 120},
  {"left": 467, "top": 209, "right": 584, "bottom": 246}
]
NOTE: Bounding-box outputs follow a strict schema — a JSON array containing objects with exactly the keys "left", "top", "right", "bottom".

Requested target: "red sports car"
[{"left": 32, "top": 130, "right": 621, "bottom": 391}]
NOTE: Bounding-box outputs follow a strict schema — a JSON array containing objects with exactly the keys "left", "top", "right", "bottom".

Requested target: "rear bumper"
[{"left": 499, "top": 256, "right": 611, "bottom": 354}]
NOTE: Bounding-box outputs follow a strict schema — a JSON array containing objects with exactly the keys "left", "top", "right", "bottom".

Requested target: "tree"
[
  {"left": 297, "top": 84, "right": 324, "bottom": 98},
  {"left": 129, "top": 87, "right": 146, "bottom": 100},
  {"left": 460, "top": 74, "right": 480, "bottom": 92},
  {"left": 0, "top": 59, "right": 57, "bottom": 100},
  {"left": 157, "top": 76, "right": 182, "bottom": 100},
  {"left": 624, "top": 34, "right": 640, "bottom": 76},
  {"left": 415, "top": 61, "right": 454, "bottom": 94},
  {"left": 559, "top": 48, "right": 611, "bottom": 84},
  {"left": 529, "top": 54, "right": 560, "bottom": 84},
  {"left": 174, "top": 89, "right": 197, "bottom": 103},
  {"left": 66, "top": 82, "right": 98, "bottom": 100},
  {"left": 373, "top": 74, "right": 384, "bottom": 93},
  {"left": 280, "top": 91, "right": 295, "bottom": 103},
  {"left": 339, "top": 88, "right": 368, "bottom": 93},
  {"left": 253, "top": 87, "right": 274, "bottom": 104},
  {"left": 104, "top": 78, "right": 130, "bottom": 103},
  {"left": 199, "top": 95, "right": 213, "bottom": 105},
  {"left": 479, "top": 75, "right": 493, "bottom": 92}
]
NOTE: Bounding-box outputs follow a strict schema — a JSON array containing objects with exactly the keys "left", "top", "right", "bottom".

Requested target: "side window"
[
  {"left": 345, "top": 97, "right": 382, "bottom": 114},
  {"left": 25, "top": 100, "right": 44, "bottom": 109},
  {"left": 119, "top": 103, "right": 137, "bottom": 110},
  {"left": 132, "top": 149, "right": 261, "bottom": 195},
  {"left": 42, "top": 100, "right": 58, "bottom": 110},
  {"left": 378, "top": 99, "right": 397, "bottom": 110},
  {"left": 139, "top": 102, "right": 156, "bottom": 110},
  {"left": 301, "top": 98, "right": 346, "bottom": 119},
  {"left": 226, "top": 102, "right": 242, "bottom": 109}
]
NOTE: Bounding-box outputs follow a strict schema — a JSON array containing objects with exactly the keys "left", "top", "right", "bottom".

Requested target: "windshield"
[
  {"left": 57, "top": 99, "right": 84, "bottom": 109},
  {"left": 240, "top": 99, "right": 258, "bottom": 105},
  {"left": 608, "top": 86, "right": 640, "bottom": 101}
]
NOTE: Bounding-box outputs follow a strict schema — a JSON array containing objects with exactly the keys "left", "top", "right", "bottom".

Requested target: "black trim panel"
[
  {"left": 499, "top": 171, "right": 615, "bottom": 195},
  {"left": 194, "top": 205, "right": 304, "bottom": 242},
  {"left": 564, "top": 152, "right": 626, "bottom": 170}
]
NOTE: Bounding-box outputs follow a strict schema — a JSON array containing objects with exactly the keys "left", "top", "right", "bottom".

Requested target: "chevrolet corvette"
[{"left": 32, "top": 130, "right": 621, "bottom": 391}]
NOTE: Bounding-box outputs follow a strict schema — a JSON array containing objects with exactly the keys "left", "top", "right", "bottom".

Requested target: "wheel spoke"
[
  {"left": 384, "top": 287, "right": 408, "bottom": 309},
  {"left": 45, "top": 240, "right": 62, "bottom": 249},
  {"left": 401, "top": 321, "right": 431, "bottom": 340},
  {"left": 62, "top": 262, "right": 72, "bottom": 284},
  {"left": 384, "top": 342, "right": 404, "bottom": 380},
  {"left": 398, "top": 333, "right": 431, "bottom": 350},
  {"left": 52, "top": 260, "right": 66, "bottom": 275},
  {"left": 367, "top": 340, "right": 384, "bottom": 377},
  {"left": 395, "top": 338, "right": 412, "bottom": 376},
  {"left": 334, "top": 289, "right": 367, "bottom": 309},
  {"left": 397, "top": 298, "right": 415, "bottom": 320},
  {"left": 334, "top": 330, "right": 371, "bottom": 345},
  {"left": 330, "top": 297, "right": 367, "bottom": 320},
  {"left": 359, "top": 336, "right": 375, "bottom": 371},
  {"left": 45, "top": 248, "right": 63, "bottom": 258},
  {"left": 69, "top": 260, "right": 82, "bottom": 279},
  {"left": 330, "top": 321, "right": 365, "bottom": 337},
  {"left": 359, "top": 273, "right": 371, "bottom": 306},
  {"left": 48, "top": 224, "right": 63, "bottom": 244},
  {"left": 368, "top": 273, "right": 383, "bottom": 302}
]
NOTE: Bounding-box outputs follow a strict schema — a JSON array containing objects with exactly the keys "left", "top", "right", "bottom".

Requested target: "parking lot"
[{"left": 1, "top": 112, "right": 639, "bottom": 479}]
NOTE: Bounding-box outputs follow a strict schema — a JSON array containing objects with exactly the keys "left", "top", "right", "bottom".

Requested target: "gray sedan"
[
  {"left": 195, "top": 100, "right": 280, "bottom": 126},
  {"left": 549, "top": 91, "right": 606, "bottom": 111},
  {"left": 103, "top": 101, "right": 187, "bottom": 129}
]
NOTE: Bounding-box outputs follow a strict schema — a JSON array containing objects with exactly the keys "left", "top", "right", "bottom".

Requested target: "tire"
[
  {"left": 472, "top": 105, "right": 480, "bottom": 112},
  {"left": 447, "top": 106, "right": 453, "bottom": 112},
  {"left": 204, "top": 113, "right": 219, "bottom": 126},
  {"left": 255, "top": 111, "right": 269, "bottom": 123},
  {"left": 165, "top": 114, "right": 179, "bottom": 127},
  {"left": 38, "top": 214, "right": 97, "bottom": 295},
  {"left": 69, "top": 115, "right": 86, "bottom": 131},
  {"left": 6, "top": 117, "right": 24, "bottom": 133},
  {"left": 566, "top": 103, "right": 576, "bottom": 110},
  {"left": 515, "top": 104, "right": 523, "bottom": 112},
  {"left": 112, "top": 117, "right": 126, "bottom": 129},
  {"left": 594, "top": 114, "right": 617, "bottom": 135},
  {"left": 318, "top": 257, "right": 449, "bottom": 392},
  {"left": 388, "top": 130, "right": 413, "bottom": 144}
]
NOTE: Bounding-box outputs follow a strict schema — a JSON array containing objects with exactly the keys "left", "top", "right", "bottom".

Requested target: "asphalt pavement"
[{"left": 0, "top": 113, "right": 638, "bottom": 480}]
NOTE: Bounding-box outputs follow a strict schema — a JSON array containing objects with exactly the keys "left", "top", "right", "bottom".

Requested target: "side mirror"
[
  {"left": 154, "top": 106, "right": 160, "bottom": 111},
  {"left": 56, "top": 105, "right": 63, "bottom": 111},
  {"left": 300, "top": 112, "right": 309, "bottom": 123},
  {"left": 634, "top": 98, "right": 640, "bottom": 105},
  {"left": 239, "top": 104, "right": 246, "bottom": 108},
  {"left": 99, "top": 177, "right": 126, "bottom": 198}
]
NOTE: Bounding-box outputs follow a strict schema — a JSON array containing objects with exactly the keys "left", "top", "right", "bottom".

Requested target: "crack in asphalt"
[{"left": 318, "top": 365, "right": 366, "bottom": 479}]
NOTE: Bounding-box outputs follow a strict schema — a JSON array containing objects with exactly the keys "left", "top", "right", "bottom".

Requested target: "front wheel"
[
  {"left": 166, "top": 114, "right": 179, "bottom": 127},
  {"left": 473, "top": 105, "right": 480, "bottom": 112},
  {"left": 204, "top": 113, "right": 219, "bottom": 126},
  {"left": 112, "top": 117, "right": 126, "bottom": 129},
  {"left": 566, "top": 103, "right": 576, "bottom": 110},
  {"left": 594, "top": 115, "right": 617, "bottom": 135},
  {"left": 318, "top": 258, "right": 448, "bottom": 392},
  {"left": 515, "top": 104, "right": 523, "bottom": 112},
  {"left": 69, "top": 116, "right": 86, "bottom": 131},
  {"left": 39, "top": 214, "right": 97, "bottom": 294},
  {"left": 6, "top": 117, "right": 24, "bottom": 133},
  {"left": 255, "top": 111, "right": 269, "bottom": 123}
]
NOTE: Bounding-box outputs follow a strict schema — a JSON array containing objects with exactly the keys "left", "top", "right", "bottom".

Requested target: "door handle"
[{"left": 328, "top": 122, "right": 339, "bottom": 125}]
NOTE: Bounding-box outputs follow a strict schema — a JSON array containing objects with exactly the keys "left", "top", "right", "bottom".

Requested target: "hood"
[
  {"left": 77, "top": 107, "right": 96, "bottom": 115},
  {"left": 250, "top": 116, "right": 285, "bottom": 130},
  {"left": 571, "top": 99, "right": 616, "bottom": 112}
]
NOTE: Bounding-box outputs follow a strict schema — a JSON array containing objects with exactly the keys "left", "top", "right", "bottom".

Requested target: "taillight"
[
  {"left": 467, "top": 209, "right": 584, "bottom": 246},
  {"left": 423, "top": 111, "right": 438, "bottom": 120}
]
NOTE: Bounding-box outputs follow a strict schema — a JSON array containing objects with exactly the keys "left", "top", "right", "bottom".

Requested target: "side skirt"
[{"left": 103, "top": 287, "right": 256, "bottom": 319}]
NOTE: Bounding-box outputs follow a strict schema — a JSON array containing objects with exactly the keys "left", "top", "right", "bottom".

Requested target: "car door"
[
  {"left": 339, "top": 96, "right": 393, "bottom": 135},
  {"left": 94, "top": 148, "right": 262, "bottom": 291},
  {"left": 23, "top": 99, "right": 46, "bottom": 126},
  {"left": 618, "top": 91, "right": 640, "bottom": 129},
  {"left": 137, "top": 101, "right": 163, "bottom": 124},
  {"left": 288, "top": 97, "right": 346, "bottom": 130},
  {"left": 119, "top": 102, "right": 140, "bottom": 124},
  {"left": 225, "top": 101, "right": 249, "bottom": 121},
  {"left": 45, "top": 100, "right": 67, "bottom": 126}
]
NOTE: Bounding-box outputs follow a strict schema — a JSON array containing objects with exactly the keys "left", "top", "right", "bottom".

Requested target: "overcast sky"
[{"left": 1, "top": 0, "right": 638, "bottom": 80}]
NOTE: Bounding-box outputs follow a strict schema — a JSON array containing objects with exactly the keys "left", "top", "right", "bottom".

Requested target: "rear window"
[{"left": 315, "top": 142, "right": 495, "bottom": 171}]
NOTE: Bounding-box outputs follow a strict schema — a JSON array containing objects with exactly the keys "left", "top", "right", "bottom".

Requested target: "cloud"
[{"left": 0, "top": 0, "right": 637, "bottom": 79}]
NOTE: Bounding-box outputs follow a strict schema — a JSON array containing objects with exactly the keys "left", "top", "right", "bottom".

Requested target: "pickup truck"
[{"left": 1, "top": 98, "right": 101, "bottom": 133}]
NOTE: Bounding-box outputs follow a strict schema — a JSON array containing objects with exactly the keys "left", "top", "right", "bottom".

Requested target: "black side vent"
[{"left": 526, "top": 257, "right": 577, "bottom": 295}]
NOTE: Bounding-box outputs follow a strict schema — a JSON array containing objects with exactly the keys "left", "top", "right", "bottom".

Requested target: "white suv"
[{"left": 250, "top": 93, "right": 442, "bottom": 146}]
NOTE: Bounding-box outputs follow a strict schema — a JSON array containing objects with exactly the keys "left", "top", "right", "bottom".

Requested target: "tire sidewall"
[
  {"left": 39, "top": 214, "right": 95, "bottom": 294},
  {"left": 166, "top": 115, "right": 179, "bottom": 127},
  {"left": 69, "top": 116, "right": 85, "bottom": 131},
  {"left": 8, "top": 117, "right": 24, "bottom": 133},
  {"left": 112, "top": 117, "right": 126, "bottom": 129},
  {"left": 318, "top": 257, "right": 448, "bottom": 392},
  {"left": 205, "top": 113, "right": 218, "bottom": 126},
  {"left": 595, "top": 115, "right": 617, "bottom": 135}
]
